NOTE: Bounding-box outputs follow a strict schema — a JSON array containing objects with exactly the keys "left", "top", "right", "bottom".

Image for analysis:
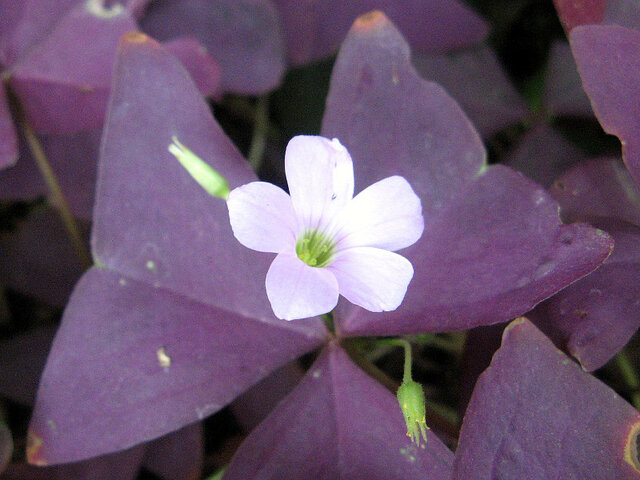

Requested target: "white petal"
[
  {"left": 285, "top": 135, "right": 354, "bottom": 230},
  {"left": 227, "top": 182, "right": 297, "bottom": 253},
  {"left": 333, "top": 176, "right": 424, "bottom": 251},
  {"left": 327, "top": 247, "right": 414, "bottom": 312},
  {"left": 266, "top": 253, "right": 339, "bottom": 320}
]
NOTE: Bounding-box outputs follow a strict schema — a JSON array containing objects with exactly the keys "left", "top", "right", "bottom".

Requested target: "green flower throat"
[{"left": 296, "top": 230, "right": 336, "bottom": 267}]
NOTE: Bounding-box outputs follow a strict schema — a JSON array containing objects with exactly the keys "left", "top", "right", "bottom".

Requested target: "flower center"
[{"left": 296, "top": 230, "right": 336, "bottom": 267}]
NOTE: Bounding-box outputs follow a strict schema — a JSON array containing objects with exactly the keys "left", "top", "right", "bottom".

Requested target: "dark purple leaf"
[
  {"left": 9, "top": 2, "right": 138, "bottom": 133},
  {"left": 551, "top": 158, "right": 640, "bottom": 224},
  {"left": 28, "top": 268, "right": 324, "bottom": 465},
  {"left": 0, "top": 0, "right": 79, "bottom": 67},
  {"left": 321, "top": 12, "right": 613, "bottom": 336},
  {"left": 504, "top": 124, "right": 587, "bottom": 187},
  {"left": 138, "top": 0, "right": 285, "bottom": 94},
  {"left": 231, "top": 361, "right": 304, "bottom": 432},
  {"left": 412, "top": 43, "right": 528, "bottom": 138},
  {"left": 554, "top": 0, "right": 640, "bottom": 32},
  {"left": 0, "top": 421, "right": 12, "bottom": 475},
  {"left": 0, "top": 326, "right": 56, "bottom": 405},
  {"left": 0, "top": 87, "right": 18, "bottom": 169},
  {"left": 0, "top": 130, "right": 100, "bottom": 220},
  {"left": 543, "top": 40, "right": 593, "bottom": 118},
  {"left": 142, "top": 423, "right": 203, "bottom": 480},
  {"left": 9, "top": 446, "right": 145, "bottom": 479},
  {"left": 163, "top": 36, "right": 221, "bottom": 98},
  {"left": 224, "top": 342, "right": 454, "bottom": 480},
  {"left": 570, "top": 25, "right": 640, "bottom": 186},
  {"left": 0, "top": 207, "right": 88, "bottom": 306},
  {"left": 452, "top": 318, "right": 640, "bottom": 479},
  {"left": 273, "top": 0, "right": 488, "bottom": 65},
  {"left": 528, "top": 159, "right": 640, "bottom": 370},
  {"left": 28, "top": 33, "right": 327, "bottom": 465}
]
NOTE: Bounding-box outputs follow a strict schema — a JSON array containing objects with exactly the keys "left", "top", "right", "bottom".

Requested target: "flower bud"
[{"left": 397, "top": 379, "right": 429, "bottom": 446}]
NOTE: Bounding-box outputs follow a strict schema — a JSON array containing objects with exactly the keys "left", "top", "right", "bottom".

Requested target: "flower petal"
[
  {"left": 266, "top": 253, "right": 339, "bottom": 320},
  {"left": 328, "top": 247, "right": 413, "bottom": 312},
  {"left": 227, "top": 181, "right": 297, "bottom": 253},
  {"left": 285, "top": 135, "right": 354, "bottom": 230},
  {"left": 334, "top": 176, "right": 424, "bottom": 251}
]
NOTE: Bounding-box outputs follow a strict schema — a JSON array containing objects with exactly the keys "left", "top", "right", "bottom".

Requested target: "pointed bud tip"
[{"left": 352, "top": 11, "right": 390, "bottom": 33}]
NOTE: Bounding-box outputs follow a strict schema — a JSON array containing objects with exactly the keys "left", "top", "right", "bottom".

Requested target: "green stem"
[
  {"left": 247, "top": 96, "right": 269, "bottom": 171},
  {"left": 616, "top": 350, "right": 640, "bottom": 409},
  {"left": 379, "top": 338, "right": 413, "bottom": 383},
  {"left": 20, "top": 117, "right": 92, "bottom": 268}
]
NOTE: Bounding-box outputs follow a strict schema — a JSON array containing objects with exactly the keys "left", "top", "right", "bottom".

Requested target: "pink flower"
[{"left": 227, "top": 135, "right": 424, "bottom": 320}]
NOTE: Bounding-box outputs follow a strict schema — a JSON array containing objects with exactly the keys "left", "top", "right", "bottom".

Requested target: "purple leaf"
[
  {"left": 321, "top": 12, "right": 613, "bottom": 336},
  {"left": 554, "top": 0, "right": 640, "bottom": 32},
  {"left": 273, "top": 1, "right": 488, "bottom": 65},
  {"left": 9, "top": 2, "right": 138, "bottom": 133},
  {"left": 28, "top": 268, "right": 324, "bottom": 465},
  {"left": 0, "top": 87, "right": 18, "bottom": 169},
  {"left": 0, "top": 207, "right": 88, "bottom": 306},
  {"left": 28, "top": 32, "right": 327, "bottom": 465},
  {"left": 0, "top": 326, "right": 56, "bottom": 405},
  {"left": 0, "top": 421, "right": 12, "bottom": 475},
  {"left": 231, "top": 361, "right": 304, "bottom": 432},
  {"left": 551, "top": 158, "right": 640, "bottom": 224},
  {"left": 138, "top": 0, "right": 285, "bottom": 95},
  {"left": 163, "top": 36, "right": 221, "bottom": 98},
  {"left": 223, "top": 342, "right": 454, "bottom": 480},
  {"left": 142, "top": 423, "right": 203, "bottom": 480},
  {"left": 543, "top": 40, "right": 593, "bottom": 118},
  {"left": 570, "top": 25, "right": 640, "bottom": 187},
  {"left": 8, "top": 446, "right": 145, "bottom": 479},
  {"left": 0, "top": 0, "right": 79, "bottom": 67},
  {"left": 0, "top": 130, "right": 100, "bottom": 221},
  {"left": 452, "top": 318, "right": 640, "bottom": 479},
  {"left": 529, "top": 159, "right": 640, "bottom": 370},
  {"left": 504, "top": 124, "right": 587, "bottom": 187},
  {"left": 413, "top": 43, "right": 529, "bottom": 138}
]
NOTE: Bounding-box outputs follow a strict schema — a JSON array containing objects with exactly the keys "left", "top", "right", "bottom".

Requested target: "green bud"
[
  {"left": 168, "top": 136, "right": 230, "bottom": 200},
  {"left": 397, "top": 379, "right": 429, "bottom": 446}
]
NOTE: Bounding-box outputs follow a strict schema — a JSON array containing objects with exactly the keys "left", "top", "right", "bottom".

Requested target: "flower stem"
[
  {"left": 247, "top": 96, "right": 269, "bottom": 172},
  {"left": 615, "top": 349, "right": 640, "bottom": 409},
  {"left": 377, "top": 337, "right": 413, "bottom": 383},
  {"left": 19, "top": 117, "right": 92, "bottom": 268}
]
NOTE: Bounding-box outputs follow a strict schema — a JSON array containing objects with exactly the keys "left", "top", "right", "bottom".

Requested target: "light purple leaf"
[
  {"left": 452, "top": 318, "right": 640, "bottom": 480},
  {"left": 321, "top": 12, "right": 613, "bottom": 336},
  {"left": 413, "top": 43, "right": 529, "bottom": 138},
  {"left": 543, "top": 40, "right": 593, "bottom": 118},
  {"left": 223, "top": 342, "right": 454, "bottom": 480},
  {"left": 273, "top": 0, "right": 488, "bottom": 65},
  {"left": 570, "top": 25, "right": 640, "bottom": 187},
  {"left": 0, "top": 207, "right": 88, "bottom": 306},
  {"left": 0, "top": 86, "right": 18, "bottom": 169},
  {"left": 138, "top": 0, "right": 285, "bottom": 94},
  {"left": 9, "top": 2, "right": 138, "bottom": 133},
  {"left": 504, "top": 124, "right": 588, "bottom": 187},
  {"left": 528, "top": 159, "right": 640, "bottom": 370},
  {"left": 28, "top": 33, "right": 327, "bottom": 465}
]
